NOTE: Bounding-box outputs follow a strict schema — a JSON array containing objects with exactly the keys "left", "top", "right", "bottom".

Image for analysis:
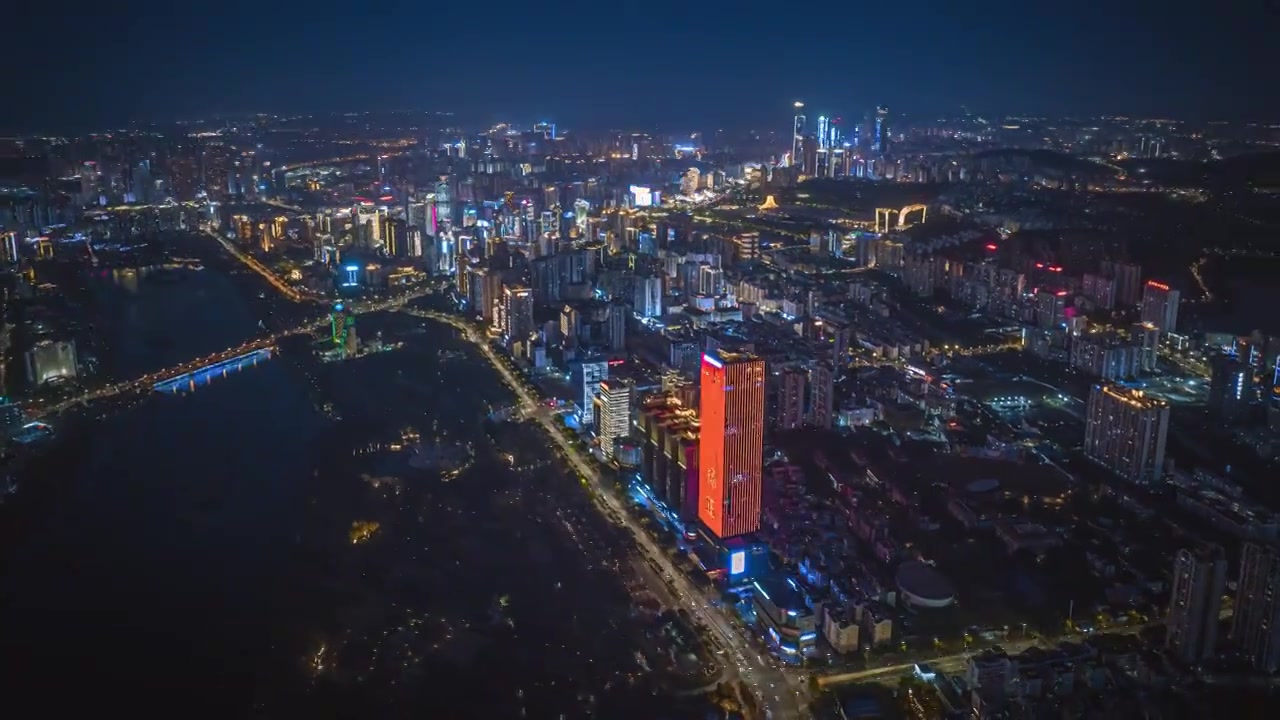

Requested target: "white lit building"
[{"left": 594, "top": 378, "right": 633, "bottom": 460}]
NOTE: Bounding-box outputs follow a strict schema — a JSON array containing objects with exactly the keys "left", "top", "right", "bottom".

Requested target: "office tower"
[
  {"left": 1231, "top": 542, "right": 1280, "bottom": 673},
  {"left": 573, "top": 359, "right": 609, "bottom": 428},
  {"left": 407, "top": 197, "right": 430, "bottom": 232},
  {"left": 699, "top": 350, "right": 766, "bottom": 539},
  {"left": 383, "top": 218, "right": 399, "bottom": 256},
  {"left": 774, "top": 366, "right": 806, "bottom": 430},
  {"left": 1083, "top": 383, "right": 1170, "bottom": 482},
  {"left": 809, "top": 362, "right": 834, "bottom": 429},
  {"left": 633, "top": 275, "right": 663, "bottom": 318},
  {"left": 1208, "top": 352, "right": 1253, "bottom": 423},
  {"left": 132, "top": 159, "right": 152, "bottom": 204},
  {"left": 1166, "top": 544, "right": 1226, "bottom": 664},
  {"left": 791, "top": 102, "right": 805, "bottom": 169},
  {"left": 560, "top": 305, "right": 580, "bottom": 348},
  {"left": 594, "top": 379, "right": 634, "bottom": 460},
  {"left": 405, "top": 226, "right": 423, "bottom": 259},
  {"left": 353, "top": 205, "right": 377, "bottom": 246},
  {"left": 873, "top": 105, "right": 889, "bottom": 154},
  {"left": 500, "top": 284, "right": 534, "bottom": 344},
  {"left": 1140, "top": 280, "right": 1180, "bottom": 334}
]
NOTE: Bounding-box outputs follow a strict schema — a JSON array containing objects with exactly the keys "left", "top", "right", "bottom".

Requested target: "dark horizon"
[{"left": 9, "top": 0, "right": 1274, "bottom": 134}]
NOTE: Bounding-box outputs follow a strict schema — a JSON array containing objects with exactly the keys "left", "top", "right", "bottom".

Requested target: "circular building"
[{"left": 896, "top": 561, "right": 957, "bottom": 609}]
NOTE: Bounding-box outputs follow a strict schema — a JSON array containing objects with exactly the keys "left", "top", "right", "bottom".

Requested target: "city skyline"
[{"left": 4, "top": 24, "right": 1280, "bottom": 715}]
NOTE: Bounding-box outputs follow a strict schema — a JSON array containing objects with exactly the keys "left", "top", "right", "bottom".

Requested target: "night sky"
[{"left": 13, "top": 0, "right": 1275, "bottom": 132}]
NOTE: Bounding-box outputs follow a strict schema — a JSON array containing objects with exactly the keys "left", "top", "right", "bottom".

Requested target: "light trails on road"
[
  {"left": 404, "top": 308, "right": 806, "bottom": 720},
  {"left": 201, "top": 227, "right": 310, "bottom": 302}
]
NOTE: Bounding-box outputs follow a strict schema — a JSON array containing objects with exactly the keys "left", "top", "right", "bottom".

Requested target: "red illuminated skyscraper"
[{"left": 698, "top": 350, "right": 765, "bottom": 539}]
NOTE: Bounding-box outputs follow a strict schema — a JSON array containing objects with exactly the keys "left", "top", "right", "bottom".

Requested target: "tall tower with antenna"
[{"left": 791, "top": 101, "right": 805, "bottom": 170}]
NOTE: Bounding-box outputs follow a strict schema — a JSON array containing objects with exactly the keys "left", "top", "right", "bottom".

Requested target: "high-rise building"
[
  {"left": 1139, "top": 280, "right": 1180, "bottom": 334},
  {"left": 606, "top": 301, "right": 628, "bottom": 351},
  {"left": 1035, "top": 290, "right": 1068, "bottom": 329},
  {"left": 405, "top": 226, "right": 423, "bottom": 259},
  {"left": 873, "top": 105, "right": 889, "bottom": 154},
  {"left": 790, "top": 102, "right": 805, "bottom": 170},
  {"left": 698, "top": 265, "right": 724, "bottom": 296},
  {"left": 699, "top": 350, "right": 766, "bottom": 539},
  {"left": 681, "top": 168, "right": 701, "bottom": 196},
  {"left": 633, "top": 275, "right": 663, "bottom": 318},
  {"left": 773, "top": 366, "right": 806, "bottom": 430},
  {"left": 1083, "top": 383, "right": 1170, "bottom": 482},
  {"left": 1231, "top": 542, "right": 1280, "bottom": 673},
  {"left": 1165, "top": 544, "right": 1226, "bottom": 664},
  {"left": 639, "top": 394, "right": 700, "bottom": 519},
  {"left": 573, "top": 359, "right": 609, "bottom": 427},
  {"left": 500, "top": 284, "right": 534, "bottom": 344},
  {"left": 1208, "top": 352, "right": 1253, "bottom": 423},
  {"left": 594, "top": 379, "right": 634, "bottom": 461},
  {"left": 1081, "top": 273, "right": 1116, "bottom": 311},
  {"left": 1102, "top": 260, "right": 1142, "bottom": 306},
  {"left": 809, "top": 362, "right": 835, "bottom": 429},
  {"left": 1131, "top": 322, "right": 1160, "bottom": 372},
  {"left": 1, "top": 231, "right": 18, "bottom": 264}
]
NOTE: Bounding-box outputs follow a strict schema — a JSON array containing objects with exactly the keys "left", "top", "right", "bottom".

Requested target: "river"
[{"left": 0, "top": 261, "right": 663, "bottom": 717}]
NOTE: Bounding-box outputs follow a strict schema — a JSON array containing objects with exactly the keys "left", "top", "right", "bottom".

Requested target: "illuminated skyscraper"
[
  {"left": 594, "top": 379, "right": 634, "bottom": 461},
  {"left": 1084, "top": 383, "right": 1169, "bottom": 482},
  {"left": 633, "top": 274, "right": 663, "bottom": 318},
  {"left": 573, "top": 359, "right": 609, "bottom": 428},
  {"left": 639, "top": 393, "right": 700, "bottom": 519},
  {"left": 873, "top": 105, "right": 889, "bottom": 154},
  {"left": 1139, "top": 280, "right": 1180, "bottom": 334},
  {"left": 500, "top": 284, "right": 534, "bottom": 343},
  {"left": 790, "top": 102, "right": 805, "bottom": 169},
  {"left": 699, "top": 350, "right": 765, "bottom": 539},
  {"left": 1208, "top": 351, "right": 1253, "bottom": 423}
]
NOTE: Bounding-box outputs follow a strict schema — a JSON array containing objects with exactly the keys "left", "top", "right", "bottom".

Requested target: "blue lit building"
[{"left": 751, "top": 576, "right": 818, "bottom": 659}]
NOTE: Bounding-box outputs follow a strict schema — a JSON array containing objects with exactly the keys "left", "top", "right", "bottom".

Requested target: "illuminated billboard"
[
  {"left": 698, "top": 351, "right": 765, "bottom": 539},
  {"left": 729, "top": 550, "right": 746, "bottom": 575},
  {"left": 699, "top": 354, "right": 726, "bottom": 537},
  {"left": 630, "top": 185, "right": 653, "bottom": 207}
]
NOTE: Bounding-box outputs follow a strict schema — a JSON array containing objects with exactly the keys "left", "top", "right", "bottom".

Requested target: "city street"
[{"left": 410, "top": 308, "right": 808, "bottom": 720}]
